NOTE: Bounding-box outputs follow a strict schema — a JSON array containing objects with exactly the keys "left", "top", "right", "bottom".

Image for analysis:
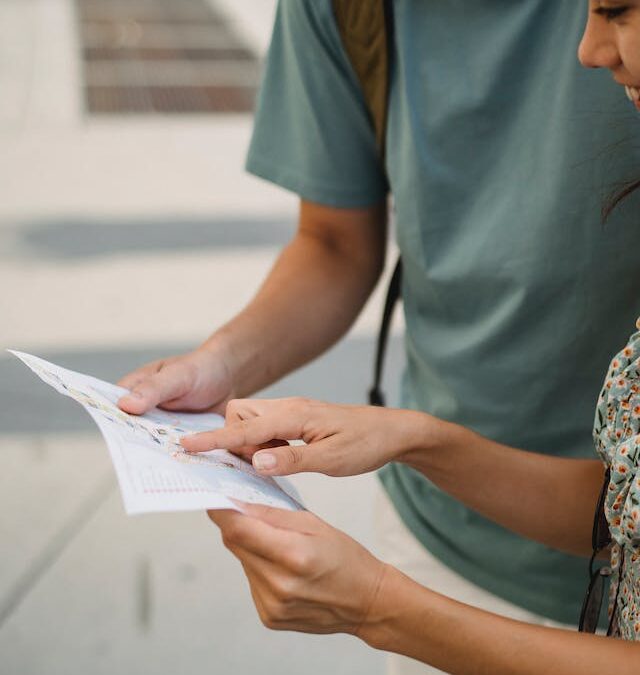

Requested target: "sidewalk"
[{"left": 0, "top": 2, "right": 402, "bottom": 673}]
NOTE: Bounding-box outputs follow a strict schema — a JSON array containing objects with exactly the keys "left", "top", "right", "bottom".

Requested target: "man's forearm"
[
  {"left": 398, "top": 418, "right": 603, "bottom": 557},
  {"left": 361, "top": 566, "right": 640, "bottom": 675},
  {"left": 203, "top": 201, "right": 387, "bottom": 397}
]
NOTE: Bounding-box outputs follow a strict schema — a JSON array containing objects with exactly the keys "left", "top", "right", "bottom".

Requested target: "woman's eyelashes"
[{"left": 594, "top": 5, "right": 630, "bottom": 22}]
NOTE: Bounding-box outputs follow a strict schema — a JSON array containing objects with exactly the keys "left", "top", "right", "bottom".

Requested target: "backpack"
[{"left": 333, "top": 0, "right": 401, "bottom": 407}]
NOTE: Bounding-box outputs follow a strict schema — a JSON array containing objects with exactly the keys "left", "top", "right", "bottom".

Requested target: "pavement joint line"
[{"left": 0, "top": 473, "right": 116, "bottom": 628}]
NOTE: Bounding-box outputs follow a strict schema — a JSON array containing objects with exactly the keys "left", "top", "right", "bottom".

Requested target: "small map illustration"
[{"left": 10, "top": 350, "right": 303, "bottom": 514}]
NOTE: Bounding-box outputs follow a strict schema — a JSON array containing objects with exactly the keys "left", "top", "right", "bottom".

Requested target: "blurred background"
[{"left": 0, "top": 1, "right": 404, "bottom": 673}]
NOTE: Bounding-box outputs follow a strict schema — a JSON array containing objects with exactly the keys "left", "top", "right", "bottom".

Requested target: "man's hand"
[
  {"left": 117, "top": 347, "right": 234, "bottom": 415},
  {"left": 117, "top": 199, "right": 387, "bottom": 419},
  {"left": 181, "top": 397, "right": 447, "bottom": 477},
  {"left": 208, "top": 504, "right": 388, "bottom": 636}
]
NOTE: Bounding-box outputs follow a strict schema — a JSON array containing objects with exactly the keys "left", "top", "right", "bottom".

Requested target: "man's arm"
[
  {"left": 118, "top": 199, "right": 387, "bottom": 413},
  {"left": 208, "top": 199, "right": 388, "bottom": 397}
]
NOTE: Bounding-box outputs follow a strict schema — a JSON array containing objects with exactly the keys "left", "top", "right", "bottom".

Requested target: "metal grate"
[{"left": 76, "top": 0, "right": 259, "bottom": 114}]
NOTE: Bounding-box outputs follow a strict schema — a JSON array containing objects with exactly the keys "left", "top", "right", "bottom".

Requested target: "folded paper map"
[{"left": 10, "top": 350, "right": 303, "bottom": 514}]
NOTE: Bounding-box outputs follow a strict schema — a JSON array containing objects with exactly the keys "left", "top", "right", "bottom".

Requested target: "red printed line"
[{"left": 142, "top": 487, "right": 215, "bottom": 494}]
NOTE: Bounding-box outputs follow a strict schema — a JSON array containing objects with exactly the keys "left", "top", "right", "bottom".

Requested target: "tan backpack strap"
[
  {"left": 333, "top": 0, "right": 399, "bottom": 408},
  {"left": 332, "top": 0, "right": 392, "bottom": 160}
]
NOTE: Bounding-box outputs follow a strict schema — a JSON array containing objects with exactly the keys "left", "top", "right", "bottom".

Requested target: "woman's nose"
[{"left": 578, "top": 19, "right": 621, "bottom": 69}]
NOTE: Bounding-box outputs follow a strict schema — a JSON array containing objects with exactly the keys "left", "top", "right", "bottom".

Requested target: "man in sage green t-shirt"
[{"left": 118, "top": 2, "right": 640, "bottom": 672}]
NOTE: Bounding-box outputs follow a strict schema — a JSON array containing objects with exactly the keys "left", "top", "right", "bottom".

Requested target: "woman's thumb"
[{"left": 252, "top": 443, "right": 311, "bottom": 476}]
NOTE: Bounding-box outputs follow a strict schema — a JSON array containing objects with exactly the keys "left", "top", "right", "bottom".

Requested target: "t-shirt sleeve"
[{"left": 245, "top": 0, "right": 389, "bottom": 208}]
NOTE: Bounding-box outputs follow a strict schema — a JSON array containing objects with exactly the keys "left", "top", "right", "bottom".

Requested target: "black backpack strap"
[
  {"left": 368, "top": 257, "right": 402, "bottom": 406},
  {"left": 333, "top": 0, "right": 401, "bottom": 407}
]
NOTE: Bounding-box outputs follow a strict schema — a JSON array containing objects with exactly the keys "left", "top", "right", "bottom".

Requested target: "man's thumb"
[
  {"left": 118, "top": 387, "right": 153, "bottom": 413},
  {"left": 118, "top": 369, "right": 183, "bottom": 415}
]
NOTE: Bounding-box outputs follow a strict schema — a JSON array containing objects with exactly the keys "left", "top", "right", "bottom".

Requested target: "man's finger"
[
  {"left": 118, "top": 364, "right": 190, "bottom": 415},
  {"left": 117, "top": 361, "right": 162, "bottom": 390}
]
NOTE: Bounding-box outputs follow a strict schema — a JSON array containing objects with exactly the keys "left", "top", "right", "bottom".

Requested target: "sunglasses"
[{"left": 578, "top": 467, "right": 621, "bottom": 635}]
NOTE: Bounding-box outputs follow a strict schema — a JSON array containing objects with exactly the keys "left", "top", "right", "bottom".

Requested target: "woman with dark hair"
[{"left": 184, "top": 3, "right": 640, "bottom": 673}]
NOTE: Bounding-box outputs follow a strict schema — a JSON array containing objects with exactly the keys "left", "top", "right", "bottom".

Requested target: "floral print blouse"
[{"left": 593, "top": 319, "right": 640, "bottom": 640}]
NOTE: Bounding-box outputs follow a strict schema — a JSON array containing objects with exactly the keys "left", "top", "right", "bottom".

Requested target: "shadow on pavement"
[
  {"left": 1, "top": 336, "right": 404, "bottom": 434},
  {"left": 17, "top": 217, "right": 296, "bottom": 260}
]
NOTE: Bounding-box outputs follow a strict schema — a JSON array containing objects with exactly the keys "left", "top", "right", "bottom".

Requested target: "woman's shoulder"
[
  {"left": 594, "top": 318, "right": 640, "bottom": 458},
  {"left": 593, "top": 320, "right": 640, "bottom": 548}
]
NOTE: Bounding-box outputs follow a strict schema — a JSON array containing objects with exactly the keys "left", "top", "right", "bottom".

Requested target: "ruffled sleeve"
[{"left": 593, "top": 325, "right": 640, "bottom": 548}]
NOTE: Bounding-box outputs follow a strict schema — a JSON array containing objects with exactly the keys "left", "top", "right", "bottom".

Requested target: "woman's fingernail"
[
  {"left": 253, "top": 452, "right": 276, "bottom": 471},
  {"left": 128, "top": 390, "right": 143, "bottom": 399}
]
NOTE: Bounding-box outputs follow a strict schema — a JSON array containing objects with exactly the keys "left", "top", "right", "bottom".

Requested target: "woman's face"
[{"left": 579, "top": 1, "right": 640, "bottom": 110}]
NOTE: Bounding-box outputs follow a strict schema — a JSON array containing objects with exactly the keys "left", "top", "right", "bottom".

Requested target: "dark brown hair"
[{"left": 602, "top": 178, "right": 640, "bottom": 221}]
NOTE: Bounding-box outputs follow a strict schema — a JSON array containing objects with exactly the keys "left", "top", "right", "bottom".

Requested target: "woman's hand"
[
  {"left": 208, "top": 505, "right": 640, "bottom": 675},
  {"left": 181, "top": 397, "right": 450, "bottom": 477},
  {"left": 208, "top": 504, "right": 388, "bottom": 635}
]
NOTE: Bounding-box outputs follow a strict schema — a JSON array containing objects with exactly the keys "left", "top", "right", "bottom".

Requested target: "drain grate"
[{"left": 76, "top": 0, "right": 259, "bottom": 114}]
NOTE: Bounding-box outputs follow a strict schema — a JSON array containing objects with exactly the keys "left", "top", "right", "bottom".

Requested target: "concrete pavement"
[{"left": 0, "top": 1, "right": 404, "bottom": 673}]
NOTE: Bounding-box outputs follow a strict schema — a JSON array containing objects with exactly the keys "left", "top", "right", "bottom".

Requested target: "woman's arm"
[
  {"left": 398, "top": 420, "right": 605, "bottom": 558},
  {"left": 361, "top": 564, "right": 640, "bottom": 675},
  {"left": 185, "top": 399, "right": 603, "bottom": 557},
  {"left": 209, "top": 505, "right": 640, "bottom": 675}
]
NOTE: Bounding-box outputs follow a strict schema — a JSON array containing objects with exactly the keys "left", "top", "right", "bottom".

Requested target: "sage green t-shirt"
[{"left": 246, "top": 0, "right": 640, "bottom": 623}]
